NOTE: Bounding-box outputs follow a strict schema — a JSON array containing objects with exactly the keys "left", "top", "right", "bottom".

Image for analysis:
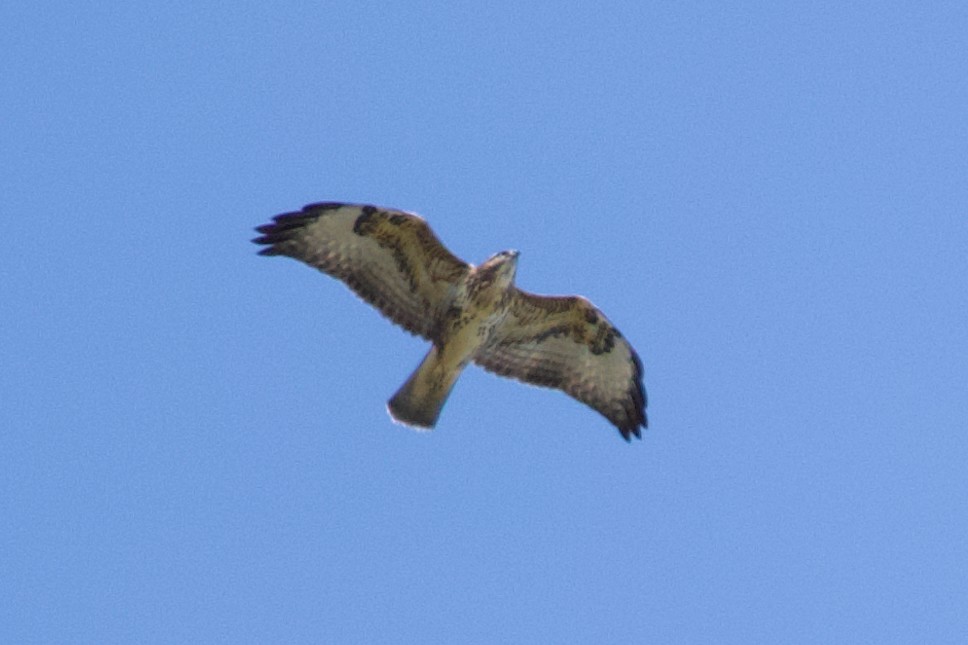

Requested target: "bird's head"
[{"left": 478, "top": 249, "right": 520, "bottom": 286}]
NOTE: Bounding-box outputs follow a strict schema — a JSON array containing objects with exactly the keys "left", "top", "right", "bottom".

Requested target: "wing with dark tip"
[
  {"left": 473, "top": 289, "right": 647, "bottom": 440},
  {"left": 253, "top": 202, "right": 470, "bottom": 341}
]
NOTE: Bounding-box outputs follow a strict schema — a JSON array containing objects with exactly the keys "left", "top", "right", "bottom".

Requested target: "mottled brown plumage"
[
  {"left": 474, "top": 292, "right": 646, "bottom": 438},
  {"left": 253, "top": 202, "right": 647, "bottom": 440},
  {"left": 255, "top": 203, "right": 468, "bottom": 340}
]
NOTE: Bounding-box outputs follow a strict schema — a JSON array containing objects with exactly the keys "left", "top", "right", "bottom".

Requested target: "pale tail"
[{"left": 387, "top": 346, "right": 463, "bottom": 429}]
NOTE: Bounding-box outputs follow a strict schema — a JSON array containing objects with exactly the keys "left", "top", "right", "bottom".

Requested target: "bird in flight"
[{"left": 253, "top": 202, "right": 647, "bottom": 441}]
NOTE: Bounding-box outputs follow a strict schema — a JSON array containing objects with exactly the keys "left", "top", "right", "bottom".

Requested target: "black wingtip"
[
  {"left": 252, "top": 229, "right": 284, "bottom": 255},
  {"left": 255, "top": 244, "right": 283, "bottom": 256},
  {"left": 253, "top": 202, "right": 356, "bottom": 256},
  {"left": 617, "top": 422, "right": 643, "bottom": 442},
  {"left": 626, "top": 347, "right": 647, "bottom": 441},
  {"left": 252, "top": 207, "right": 317, "bottom": 255}
]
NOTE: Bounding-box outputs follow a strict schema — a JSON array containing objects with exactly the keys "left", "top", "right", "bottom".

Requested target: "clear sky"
[{"left": 3, "top": 2, "right": 967, "bottom": 643}]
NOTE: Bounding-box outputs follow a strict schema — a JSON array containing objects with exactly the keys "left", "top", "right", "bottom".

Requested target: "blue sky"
[{"left": 3, "top": 2, "right": 967, "bottom": 642}]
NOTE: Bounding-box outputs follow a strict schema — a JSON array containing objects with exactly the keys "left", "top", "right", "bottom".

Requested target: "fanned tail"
[{"left": 387, "top": 346, "right": 462, "bottom": 429}]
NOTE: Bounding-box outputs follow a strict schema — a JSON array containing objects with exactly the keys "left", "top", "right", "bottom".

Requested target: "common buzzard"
[{"left": 253, "top": 202, "right": 647, "bottom": 441}]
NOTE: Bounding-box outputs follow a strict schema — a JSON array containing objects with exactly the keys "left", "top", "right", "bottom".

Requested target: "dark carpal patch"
[
  {"left": 587, "top": 324, "right": 616, "bottom": 355},
  {"left": 351, "top": 208, "right": 422, "bottom": 293},
  {"left": 352, "top": 205, "right": 379, "bottom": 235}
]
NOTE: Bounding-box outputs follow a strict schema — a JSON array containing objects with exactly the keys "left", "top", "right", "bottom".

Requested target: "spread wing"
[
  {"left": 473, "top": 290, "right": 647, "bottom": 440},
  {"left": 253, "top": 202, "right": 470, "bottom": 341}
]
